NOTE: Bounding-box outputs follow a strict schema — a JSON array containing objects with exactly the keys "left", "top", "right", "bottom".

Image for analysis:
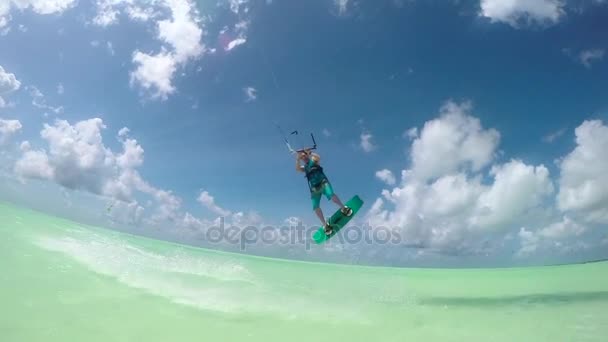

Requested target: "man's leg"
[
  {"left": 325, "top": 183, "right": 352, "bottom": 216},
  {"left": 331, "top": 194, "right": 345, "bottom": 208},
  {"left": 314, "top": 207, "right": 325, "bottom": 225},
  {"left": 312, "top": 190, "right": 333, "bottom": 234},
  {"left": 311, "top": 192, "right": 326, "bottom": 225}
]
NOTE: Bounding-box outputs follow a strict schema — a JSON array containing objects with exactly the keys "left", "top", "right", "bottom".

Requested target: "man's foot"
[
  {"left": 324, "top": 223, "right": 334, "bottom": 236},
  {"left": 341, "top": 206, "right": 353, "bottom": 217}
]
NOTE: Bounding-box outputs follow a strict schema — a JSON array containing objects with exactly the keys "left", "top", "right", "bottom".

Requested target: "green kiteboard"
[{"left": 313, "top": 195, "right": 364, "bottom": 244}]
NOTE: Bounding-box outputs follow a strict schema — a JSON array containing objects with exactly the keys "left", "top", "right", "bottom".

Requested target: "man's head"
[{"left": 299, "top": 151, "right": 310, "bottom": 162}]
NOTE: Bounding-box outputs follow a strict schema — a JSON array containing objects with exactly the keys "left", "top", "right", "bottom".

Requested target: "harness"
[{"left": 304, "top": 162, "right": 328, "bottom": 192}]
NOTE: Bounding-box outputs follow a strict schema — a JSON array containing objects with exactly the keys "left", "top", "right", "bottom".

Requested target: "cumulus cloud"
[
  {"left": 129, "top": 0, "right": 204, "bottom": 100},
  {"left": 92, "top": 0, "right": 160, "bottom": 27},
  {"left": 375, "top": 169, "right": 396, "bottom": 186},
  {"left": 94, "top": 0, "right": 252, "bottom": 99},
  {"left": 197, "top": 190, "right": 232, "bottom": 217},
  {"left": 409, "top": 100, "right": 500, "bottom": 181},
  {"left": 92, "top": 0, "right": 204, "bottom": 100},
  {"left": 473, "top": 161, "right": 554, "bottom": 229},
  {"left": 14, "top": 146, "right": 54, "bottom": 180},
  {"left": 479, "top": 0, "right": 565, "bottom": 28},
  {"left": 130, "top": 51, "right": 177, "bottom": 100},
  {"left": 0, "top": 0, "right": 77, "bottom": 30},
  {"left": 557, "top": 120, "right": 608, "bottom": 223},
  {"left": 365, "top": 101, "right": 553, "bottom": 255},
  {"left": 517, "top": 217, "right": 588, "bottom": 257},
  {"left": 0, "top": 65, "right": 21, "bottom": 107},
  {"left": 196, "top": 189, "right": 266, "bottom": 229},
  {"left": 12, "top": 118, "right": 186, "bottom": 226},
  {"left": 0, "top": 118, "right": 22, "bottom": 145}
]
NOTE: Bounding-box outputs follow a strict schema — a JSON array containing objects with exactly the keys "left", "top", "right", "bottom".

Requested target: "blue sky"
[{"left": 0, "top": 0, "right": 607, "bottom": 267}]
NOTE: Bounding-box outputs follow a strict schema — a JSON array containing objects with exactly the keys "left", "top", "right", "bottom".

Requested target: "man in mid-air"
[{"left": 296, "top": 150, "right": 352, "bottom": 235}]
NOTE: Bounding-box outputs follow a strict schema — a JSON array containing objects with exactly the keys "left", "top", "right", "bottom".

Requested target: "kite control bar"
[
  {"left": 276, "top": 125, "right": 318, "bottom": 155},
  {"left": 295, "top": 132, "right": 317, "bottom": 154}
]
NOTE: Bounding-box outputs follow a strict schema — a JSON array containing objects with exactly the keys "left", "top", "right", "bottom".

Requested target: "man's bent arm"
[{"left": 296, "top": 157, "right": 305, "bottom": 172}]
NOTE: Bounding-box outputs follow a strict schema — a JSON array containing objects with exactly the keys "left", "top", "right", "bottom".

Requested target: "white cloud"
[
  {"left": 27, "top": 86, "right": 64, "bottom": 115},
  {"left": 322, "top": 128, "right": 331, "bottom": 137},
  {"left": 283, "top": 216, "right": 301, "bottom": 227},
  {"left": 225, "top": 37, "right": 247, "bottom": 51},
  {"left": 222, "top": 20, "right": 249, "bottom": 52},
  {"left": 118, "top": 127, "right": 130, "bottom": 138},
  {"left": 125, "top": 3, "right": 158, "bottom": 21},
  {"left": 0, "top": 0, "right": 77, "bottom": 30},
  {"left": 404, "top": 127, "right": 418, "bottom": 139},
  {"left": 229, "top": 210, "right": 263, "bottom": 227},
  {"left": 479, "top": 0, "right": 565, "bottom": 28},
  {"left": 107, "top": 41, "right": 115, "bottom": 56},
  {"left": 243, "top": 86, "right": 257, "bottom": 102},
  {"left": 0, "top": 118, "right": 22, "bottom": 145},
  {"left": 198, "top": 190, "right": 232, "bottom": 217},
  {"left": 409, "top": 100, "right": 500, "bottom": 181},
  {"left": 93, "top": 0, "right": 252, "bottom": 99},
  {"left": 93, "top": 1, "right": 119, "bottom": 26},
  {"left": 472, "top": 160, "right": 554, "bottom": 229},
  {"left": 538, "top": 216, "right": 586, "bottom": 239},
  {"left": 365, "top": 101, "right": 554, "bottom": 255},
  {"left": 130, "top": 50, "right": 177, "bottom": 100},
  {"left": 57, "top": 83, "right": 64, "bottom": 95},
  {"left": 196, "top": 190, "right": 265, "bottom": 228},
  {"left": 19, "top": 140, "right": 31, "bottom": 152},
  {"left": 517, "top": 217, "right": 588, "bottom": 257},
  {"left": 0, "top": 65, "right": 21, "bottom": 107},
  {"left": 334, "top": 0, "right": 350, "bottom": 16},
  {"left": 579, "top": 49, "right": 605, "bottom": 68},
  {"left": 93, "top": 0, "right": 160, "bottom": 27},
  {"left": 229, "top": 0, "right": 249, "bottom": 14},
  {"left": 360, "top": 132, "right": 376, "bottom": 153},
  {"left": 129, "top": 0, "right": 204, "bottom": 100},
  {"left": 375, "top": 169, "right": 396, "bottom": 186},
  {"left": 13, "top": 118, "right": 186, "bottom": 226},
  {"left": 157, "top": 1, "right": 204, "bottom": 63},
  {"left": 14, "top": 148, "right": 55, "bottom": 180},
  {"left": 517, "top": 227, "right": 540, "bottom": 256},
  {"left": 107, "top": 199, "right": 145, "bottom": 225},
  {"left": 557, "top": 120, "right": 608, "bottom": 223},
  {"left": 542, "top": 127, "right": 566, "bottom": 143}
]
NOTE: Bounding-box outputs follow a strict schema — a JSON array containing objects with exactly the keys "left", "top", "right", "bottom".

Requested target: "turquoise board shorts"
[{"left": 311, "top": 181, "right": 335, "bottom": 210}]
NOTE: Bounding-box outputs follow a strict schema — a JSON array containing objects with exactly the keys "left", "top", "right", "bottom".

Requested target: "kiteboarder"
[{"left": 296, "top": 150, "right": 353, "bottom": 235}]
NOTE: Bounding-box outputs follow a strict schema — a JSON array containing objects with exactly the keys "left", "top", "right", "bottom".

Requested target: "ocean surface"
[{"left": 1, "top": 202, "right": 607, "bottom": 341}]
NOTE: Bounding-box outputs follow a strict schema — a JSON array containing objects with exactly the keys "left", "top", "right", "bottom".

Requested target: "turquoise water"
[{"left": 2, "top": 202, "right": 607, "bottom": 341}]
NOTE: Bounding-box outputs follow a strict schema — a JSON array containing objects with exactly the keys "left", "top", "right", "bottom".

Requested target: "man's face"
[{"left": 300, "top": 152, "right": 309, "bottom": 161}]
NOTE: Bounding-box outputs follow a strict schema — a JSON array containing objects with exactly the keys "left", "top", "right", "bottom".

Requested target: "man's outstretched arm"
[{"left": 296, "top": 155, "right": 305, "bottom": 173}]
